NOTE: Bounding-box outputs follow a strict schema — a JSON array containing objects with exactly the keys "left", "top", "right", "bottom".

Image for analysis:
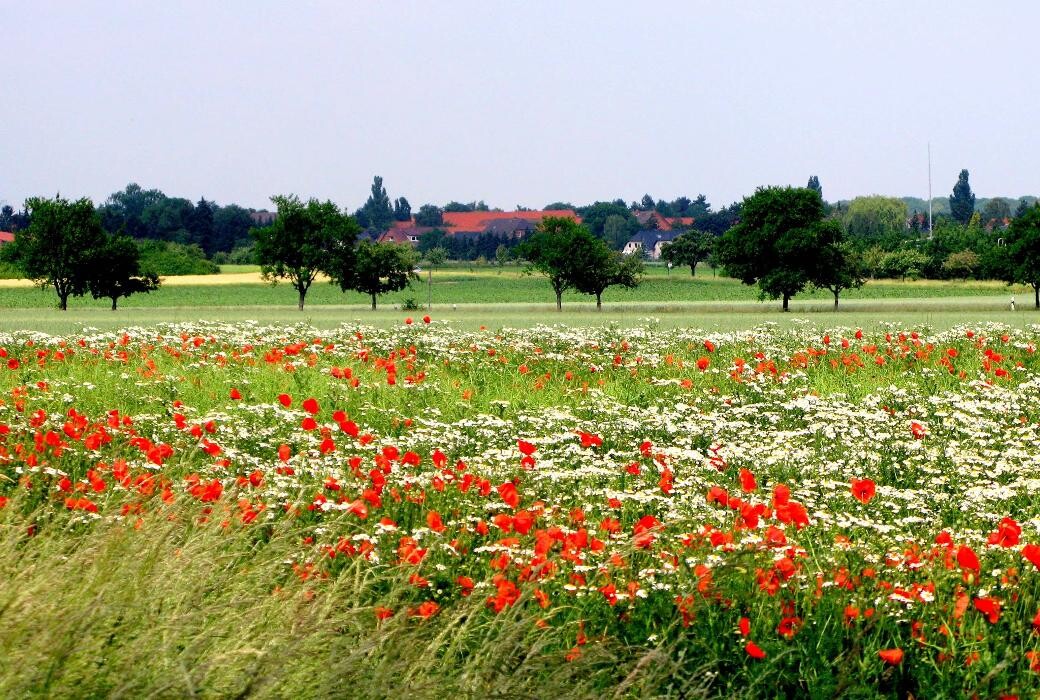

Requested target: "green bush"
[{"left": 137, "top": 240, "right": 219, "bottom": 276}]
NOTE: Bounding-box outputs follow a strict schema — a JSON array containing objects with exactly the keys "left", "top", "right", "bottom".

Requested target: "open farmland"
[{"left": 2, "top": 320, "right": 1040, "bottom": 697}]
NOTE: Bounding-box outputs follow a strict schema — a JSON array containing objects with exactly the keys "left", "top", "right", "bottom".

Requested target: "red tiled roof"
[
  {"left": 377, "top": 229, "right": 419, "bottom": 245},
  {"left": 632, "top": 212, "right": 694, "bottom": 232},
  {"left": 442, "top": 210, "right": 580, "bottom": 232},
  {"left": 0, "top": 231, "right": 14, "bottom": 244}
]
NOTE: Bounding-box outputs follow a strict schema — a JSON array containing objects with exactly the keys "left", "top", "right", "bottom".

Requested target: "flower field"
[{"left": 2, "top": 318, "right": 1040, "bottom": 697}]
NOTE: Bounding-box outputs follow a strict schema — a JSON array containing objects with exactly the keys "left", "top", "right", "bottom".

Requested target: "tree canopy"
[
  {"left": 4, "top": 196, "right": 110, "bottom": 310},
  {"left": 330, "top": 240, "right": 418, "bottom": 310},
  {"left": 716, "top": 186, "right": 837, "bottom": 311},
  {"left": 87, "top": 235, "right": 160, "bottom": 310},
  {"left": 253, "top": 195, "right": 359, "bottom": 310},
  {"left": 949, "top": 169, "right": 976, "bottom": 225},
  {"left": 660, "top": 231, "right": 713, "bottom": 276},
  {"left": 516, "top": 217, "right": 583, "bottom": 311},
  {"left": 1005, "top": 203, "right": 1040, "bottom": 308}
]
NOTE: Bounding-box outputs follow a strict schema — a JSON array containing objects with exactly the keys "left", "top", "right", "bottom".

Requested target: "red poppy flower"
[
  {"left": 302, "top": 397, "right": 320, "bottom": 415},
  {"left": 744, "top": 641, "right": 766, "bottom": 659},
  {"left": 1022, "top": 543, "right": 1040, "bottom": 570},
  {"left": 851, "top": 478, "right": 876, "bottom": 504},
  {"left": 278, "top": 393, "right": 292, "bottom": 407},
  {"left": 878, "top": 648, "right": 903, "bottom": 665},
  {"left": 229, "top": 388, "right": 242, "bottom": 400}
]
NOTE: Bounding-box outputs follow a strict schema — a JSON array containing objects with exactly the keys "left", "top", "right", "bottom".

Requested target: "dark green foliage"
[
  {"left": 660, "top": 231, "right": 713, "bottom": 275},
  {"left": 136, "top": 240, "right": 220, "bottom": 276},
  {"left": 4, "top": 196, "right": 109, "bottom": 310},
  {"left": 810, "top": 230, "right": 866, "bottom": 308},
  {"left": 87, "top": 235, "right": 160, "bottom": 310},
  {"left": 98, "top": 183, "right": 166, "bottom": 239},
  {"left": 191, "top": 198, "right": 216, "bottom": 254},
  {"left": 577, "top": 202, "right": 640, "bottom": 249},
  {"left": 949, "top": 169, "right": 976, "bottom": 225},
  {"left": 716, "top": 187, "right": 834, "bottom": 311},
  {"left": 807, "top": 176, "right": 822, "bottom": 199},
  {"left": 517, "top": 218, "right": 642, "bottom": 310},
  {"left": 414, "top": 204, "right": 444, "bottom": 227},
  {"left": 393, "top": 197, "right": 412, "bottom": 222},
  {"left": 253, "top": 195, "right": 359, "bottom": 310},
  {"left": 640, "top": 194, "right": 655, "bottom": 210},
  {"left": 331, "top": 241, "right": 418, "bottom": 309},
  {"left": 570, "top": 244, "right": 643, "bottom": 310},
  {"left": 212, "top": 204, "right": 255, "bottom": 252},
  {"left": 1004, "top": 203, "right": 1040, "bottom": 307},
  {"left": 516, "top": 217, "right": 583, "bottom": 310},
  {"left": 0, "top": 204, "right": 30, "bottom": 231},
  {"left": 361, "top": 176, "right": 394, "bottom": 232},
  {"left": 693, "top": 202, "right": 740, "bottom": 236}
]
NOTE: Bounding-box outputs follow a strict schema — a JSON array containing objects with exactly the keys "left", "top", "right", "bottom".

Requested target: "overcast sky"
[{"left": 3, "top": 1, "right": 1038, "bottom": 212}]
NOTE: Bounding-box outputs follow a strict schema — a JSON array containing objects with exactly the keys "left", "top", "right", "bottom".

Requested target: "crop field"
[
  {"left": 0, "top": 265, "right": 1034, "bottom": 311},
  {"left": 2, "top": 319, "right": 1040, "bottom": 697}
]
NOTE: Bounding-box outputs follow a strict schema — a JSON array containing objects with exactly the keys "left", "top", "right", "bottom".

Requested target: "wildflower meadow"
[{"left": 2, "top": 317, "right": 1040, "bottom": 698}]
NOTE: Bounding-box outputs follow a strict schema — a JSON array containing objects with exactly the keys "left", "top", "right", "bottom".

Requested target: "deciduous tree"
[
  {"left": 87, "top": 235, "right": 160, "bottom": 310},
  {"left": 4, "top": 196, "right": 109, "bottom": 310},
  {"left": 1005, "top": 203, "right": 1040, "bottom": 307},
  {"left": 253, "top": 195, "right": 359, "bottom": 310},
  {"left": 660, "top": 231, "right": 712, "bottom": 276},
  {"left": 716, "top": 186, "right": 831, "bottom": 311},
  {"left": 516, "top": 217, "right": 583, "bottom": 311},
  {"left": 568, "top": 231, "right": 643, "bottom": 309},
  {"left": 332, "top": 241, "right": 418, "bottom": 310}
]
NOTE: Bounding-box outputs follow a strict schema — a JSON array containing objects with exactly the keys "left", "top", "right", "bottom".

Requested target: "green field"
[{"left": 0, "top": 265, "right": 1035, "bottom": 336}]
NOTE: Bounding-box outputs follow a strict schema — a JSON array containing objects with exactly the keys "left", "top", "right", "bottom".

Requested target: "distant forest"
[{"left": 2, "top": 173, "right": 1037, "bottom": 270}]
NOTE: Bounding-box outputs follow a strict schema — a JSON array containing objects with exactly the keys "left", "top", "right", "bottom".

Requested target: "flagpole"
[{"left": 927, "top": 143, "right": 933, "bottom": 233}]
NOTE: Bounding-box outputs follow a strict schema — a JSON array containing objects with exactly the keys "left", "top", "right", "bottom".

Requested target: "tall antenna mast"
[{"left": 927, "top": 142, "right": 933, "bottom": 233}]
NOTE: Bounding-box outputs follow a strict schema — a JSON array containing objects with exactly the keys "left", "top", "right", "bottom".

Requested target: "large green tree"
[
  {"left": 253, "top": 195, "right": 359, "bottom": 310},
  {"left": 949, "top": 169, "right": 976, "bottom": 225},
  {"left": 567, "top": 231, "right": 644, "bottom": 309},
  {"left": 810, "top": 228, "right": 866, "bottom": 309},
  {"left": 331, "top": 241, "right": 418, "bottom": 310},
  {"left": 516, "top": 217, "right": 583, "bottom": 311},
  {"left": 4, "top": 196, "right": 109, "bottom": 310},
  {"left": 660, "top": 231, "right": 712, "bottom": 276},
  {"left": 361, "top": 176, "right": 394, "bottom": 231},
  {"left": 1005, "top": 203, "right": 1040, "bottom": 308},
  {"left": 715, "top": 186, "right": 831, "bottom": 311},
  {"left": 87, "top": 235, "right": 160, "bottom": 310}
]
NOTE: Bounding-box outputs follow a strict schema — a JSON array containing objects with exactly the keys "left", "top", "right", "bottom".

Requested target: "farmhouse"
[{"left": 622, "top": 229, "right": 681, "bottom": 259}]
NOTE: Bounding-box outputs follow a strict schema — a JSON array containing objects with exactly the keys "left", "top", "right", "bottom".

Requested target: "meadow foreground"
[{"left": 1, "top": 319, "right": 1039, "bottom": 698}]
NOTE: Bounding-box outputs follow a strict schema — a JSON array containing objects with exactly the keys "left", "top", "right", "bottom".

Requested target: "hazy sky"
[{"left": 4, "top": 1, "right": 1039, "bottom": 212}]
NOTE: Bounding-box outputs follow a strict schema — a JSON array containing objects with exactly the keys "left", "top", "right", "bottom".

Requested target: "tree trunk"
[
  {"left": 555, "top": 290, "right": 562, "bottom": 311},
  {"left": 833, "top": 289, "right": 840, "bottom": 310},
  {"left": 1034, "top": 284, "right": 1039, "bottom": 309},
  {"left": 690, "top": 264, "right": 696, "bottom": 277},
  {"left": 782, "top": 293, "right": 790, "bottom": 312},
  {"left": 298, "top": 289, "right": 306, "bottom": 311},
  {"left": 371, "top": 294, "right": 377, "bottom": 310},
  {"left": 59, "top": 293, "right": 68, "bottom": 311},
  {"left": 596, "top": 292, "right": 602, "bottom": 310},
  {"left": 111, "top": 296, "right": 118, "bottom": 311}
]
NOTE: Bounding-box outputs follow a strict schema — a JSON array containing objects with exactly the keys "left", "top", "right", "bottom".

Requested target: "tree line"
[{"left": 656, "top": 172, "right": 1040, "bottom": 309}]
